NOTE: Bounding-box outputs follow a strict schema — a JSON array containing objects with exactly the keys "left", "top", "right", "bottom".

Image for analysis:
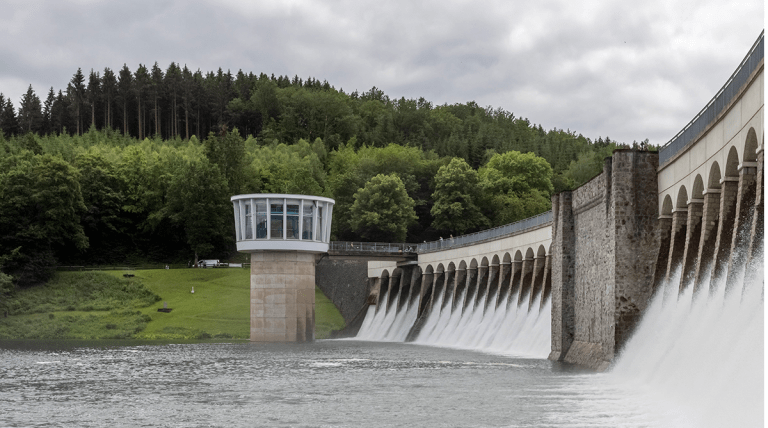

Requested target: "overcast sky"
[{"left": 0, "top": 0, "right": 763, "bottom": 145}]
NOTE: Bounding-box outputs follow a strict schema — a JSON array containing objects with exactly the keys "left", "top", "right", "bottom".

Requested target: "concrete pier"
[{"left": 250, "top": 251, "right": 316, "bottom": 342}]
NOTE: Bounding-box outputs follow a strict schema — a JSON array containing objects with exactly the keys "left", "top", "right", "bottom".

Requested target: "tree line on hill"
[{"left": 0, "top": 63, "right": 652, "bottom": 289}]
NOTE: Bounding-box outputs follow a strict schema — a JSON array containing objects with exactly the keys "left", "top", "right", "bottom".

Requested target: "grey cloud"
[{"left": 0, "top": 0, "right": 762, "bottom": 145}]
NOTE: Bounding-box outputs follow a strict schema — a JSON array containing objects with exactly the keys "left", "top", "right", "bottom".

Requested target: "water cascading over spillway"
[
  {"left": 355, "top": 269, "right": 551, "bottom": 358},
  {"left": 594, "top": 207, "right": 764, "bottom": 427},
  {"left": 413, "top": 284, "right": 551, "bottom": 358},
  {"left": 355, "top": 273, "right": 420, "bottom": 342}
]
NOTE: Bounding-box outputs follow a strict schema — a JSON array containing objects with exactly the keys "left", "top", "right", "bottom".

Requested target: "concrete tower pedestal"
[
  {"left": 250, "top": 252, "right": 317, "bottom": 342},
  {"left": 231, "top": 194, "right": 335, "bottom": 342}
]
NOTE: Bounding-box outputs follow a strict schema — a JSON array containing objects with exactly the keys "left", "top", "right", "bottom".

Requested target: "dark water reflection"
[{"left": 0, "top": 340, "right": 670, "bottom": 427}]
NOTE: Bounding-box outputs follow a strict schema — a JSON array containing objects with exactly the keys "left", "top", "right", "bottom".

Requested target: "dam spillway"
[
  {"left": 345, "top": 32, "right": 763, "bottom": 375},
  {"left": 355, "top": 258, "right": 552, "bottom": 358}
]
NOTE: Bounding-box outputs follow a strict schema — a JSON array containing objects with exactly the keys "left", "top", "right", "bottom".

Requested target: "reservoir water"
[
  {"left": 0, "top": 339, "right": 719, "bottom": 428},
  {"left": 0, "top": 259, "right": 762, "bottom": 427}
]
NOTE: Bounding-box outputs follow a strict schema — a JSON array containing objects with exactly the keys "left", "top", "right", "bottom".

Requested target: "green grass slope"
[{"left": 0, "top": 269, "right": 345, "bottom": 340}]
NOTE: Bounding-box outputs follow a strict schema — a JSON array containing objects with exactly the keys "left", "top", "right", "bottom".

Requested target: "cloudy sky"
[{"left": 0, "top": 0, "right": 763, "bottom": 145}]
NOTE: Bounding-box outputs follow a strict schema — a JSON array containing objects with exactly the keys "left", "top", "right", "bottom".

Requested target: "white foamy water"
[
  {"left": 355, "top": 287, "right": 419, "bottom": 342},
  {"left": 607, "top": 256, "right": 764, "bottom": 428},
  {"left": 536, "top": 251, "right": 764, "bottom": 428},
  {"left": 356, "top": 280, "right": 552, "bottom": 359}
]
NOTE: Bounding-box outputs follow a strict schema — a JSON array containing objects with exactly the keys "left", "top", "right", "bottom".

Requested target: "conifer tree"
[
  {"left": 86, "top": 69, "right": 101, "bottom": 128},
  {"left": 134, "top": 64, "right": 150, "bottom": 140},
  {"left": 43, "top": 87, "right": 55, "bottom": 134},
  {"left": 102, "top": 67, "right": 117, "bottom": 130},
  {"left": 18, "top": 85, "right": 43, "bottom": 133},
  {"left": 0, "top": 96, "right": 19, "bottom": 137},
  {"left": 150, "top": 62, "right": 164, "bottom": 137},
  {"left": 117, "top": 64, "right": 133, "bottom": 136},
  {"left": 69, "top": 68, "right": 86, "bottom": 135}
]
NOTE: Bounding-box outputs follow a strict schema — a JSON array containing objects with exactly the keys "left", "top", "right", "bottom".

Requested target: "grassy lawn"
[
  {"left": 106, "top": 268, "right": 251, "bottom": 339},
  {"left": 0, "top": 268, "right": 345, "bottom": 340}
]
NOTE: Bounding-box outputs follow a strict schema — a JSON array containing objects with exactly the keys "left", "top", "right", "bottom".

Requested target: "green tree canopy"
[
  {"left": 248, "top": 138, "right": 327, "bottom": 196},
  {"left": 327, "top": 143, "right": 444, "bottom": 240},
  {"left": 479, "top": 150, "right": 554, "bottom": 196},
  {"left": 349, "top": 173, "right": 417, "bottom": 242},
  {"left": 562, "top": 144, "right": 616, "bottom": 188},
  {"left": 430, "top": 157, "right": 489, "bottom": 234},
  {"left": 478, "top": 151, "right": 553, "bottom": 226},
  {"left": 0, "top": 153, "right": 87, "bottom": 285},
  {"left": 165, "top": 156, "right": 231, "bottom": 263},
  {"left": 204, "top": 128, "right": 247, "bottom": 195}
]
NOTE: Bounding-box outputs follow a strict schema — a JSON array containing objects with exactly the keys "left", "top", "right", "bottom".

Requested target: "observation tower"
[{"left": 231, "top": 194, "right": 335, "bottom": 342}]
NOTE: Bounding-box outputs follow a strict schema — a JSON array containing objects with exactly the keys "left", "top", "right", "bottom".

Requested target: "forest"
[{"left": 0, "top": 63, "right": 651, "bottom": 289}]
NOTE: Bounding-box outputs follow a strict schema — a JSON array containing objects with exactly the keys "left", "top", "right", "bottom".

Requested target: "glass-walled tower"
[{"left": 231, "top": 194, "right": 335, "bottom": 342}]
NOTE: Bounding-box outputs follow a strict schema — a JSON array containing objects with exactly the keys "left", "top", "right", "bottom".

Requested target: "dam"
[{"left": 325, "top": 31, "right": 764, "bottom": 373}]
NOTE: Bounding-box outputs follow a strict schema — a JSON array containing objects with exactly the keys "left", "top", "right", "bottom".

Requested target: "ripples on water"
[
  {"left": 0, "top": 337, "right": 742, "bottom": 428},
  {"left": 0, "top": 340, "right": 564, "bottom": 427}
]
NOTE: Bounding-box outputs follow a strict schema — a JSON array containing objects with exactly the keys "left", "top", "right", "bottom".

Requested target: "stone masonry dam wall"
[{"left": 549, "top": 150, "right": 659, "bottom": 370}]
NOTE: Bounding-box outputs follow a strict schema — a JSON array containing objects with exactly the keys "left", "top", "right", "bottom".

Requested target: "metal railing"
[
  {"left": 416, "top": 210, "right": 552, "bottom": 253},
  {"left": 659, "top": 31, "right": 764, "bottom": 166},
  {"left": 329, "top": 241, "right": 417, "bottom": 254}
]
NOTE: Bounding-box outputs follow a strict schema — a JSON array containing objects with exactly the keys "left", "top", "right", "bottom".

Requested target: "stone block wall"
[
  {"left": 549, "top": 192, "right": 574, "bottom": 361},
  {"left": 550, "top": 150, "right": 659, "bottom": 370},
  {"left": 571, "top": 157, "right": 612, "bottom": 363},
  {"left": 610, "top": 151, "right": 659, "bottom": 351},
  {"left": 250, "top": 251, "right": 316, "bottom": 342},
  {"left": 315, "top": 257, "right": 371, "bottom": 324}
]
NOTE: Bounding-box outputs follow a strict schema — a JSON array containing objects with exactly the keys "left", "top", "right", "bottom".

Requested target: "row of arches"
[
  {"left": 660, "top": 127, "right": 760, "bottom": 214},
  {"left": 656, "top": 126, "right": 763, "bottom": 295},
  {"left": 371, "top": 244, "right": 553, "bottom": 341}
]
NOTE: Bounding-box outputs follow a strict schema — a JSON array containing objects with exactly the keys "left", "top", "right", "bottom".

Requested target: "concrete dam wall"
[{"left": 315, "top": 34, "right": 763, "bottom": 370}]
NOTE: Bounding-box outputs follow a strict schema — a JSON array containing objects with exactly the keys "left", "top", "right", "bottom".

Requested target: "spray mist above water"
[{"left": 607, "top": 249, "right": 764, "bottom": 428}]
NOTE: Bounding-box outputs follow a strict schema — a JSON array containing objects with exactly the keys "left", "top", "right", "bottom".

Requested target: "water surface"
[{"left": 0, "top": 339, "right": 713, "bottom": 427}]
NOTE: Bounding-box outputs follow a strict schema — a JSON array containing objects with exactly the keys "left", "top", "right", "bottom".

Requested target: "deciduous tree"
[
  {"left": 431, "top": 158, "right": 489, "bottom": 234},
  {"left": 349, "top": 173, "right": 417, "bottom": 242}
]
